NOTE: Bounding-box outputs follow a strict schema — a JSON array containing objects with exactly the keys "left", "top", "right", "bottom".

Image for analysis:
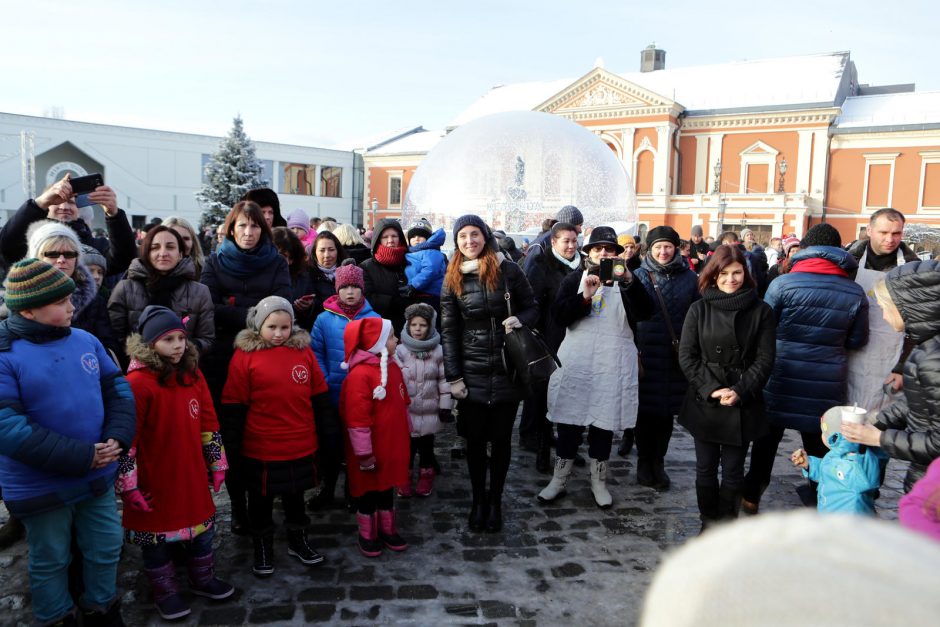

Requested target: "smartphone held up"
[{"left": 69, "top": 173, "right": 104, "bottom": 208}]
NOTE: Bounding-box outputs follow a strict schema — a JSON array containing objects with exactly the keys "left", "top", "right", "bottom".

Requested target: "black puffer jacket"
[
  {"left": 525, "top": 248, "right": 582, "bottom": 352},
  {"left": 678, "top": 288, "right": 776, "bottom": 446},
  {"left": 874, "top": 260, "right": 940, "bottom": 492},
  {"left": 290, "top": 266, "right": 336, "bottom": 331},
  {"left": 441, "top": 258, "right": 538, "bottom": 405},
  {"left": 361, "top": 219, "right": 411, "bottom": 333}
]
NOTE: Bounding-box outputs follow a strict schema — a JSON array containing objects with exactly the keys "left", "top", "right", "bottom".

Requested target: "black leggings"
[
  {"left": 555, "top": 424, "right": 614, "bottom": 461},
  {"left": 356, "top": 489, "right": 394, "bottom": 515},
  {"left": 248, "top": 491, "right": 308, "bottom": 535},
  {"left": 410, "top": 434, "right": 436, "bottom": 469},
  {"left": 693, "top": 439, "right": 748, "bottom": 490},
  {"left": 743, "top": 425, "right": 829, "bottom": 502},
  {"left": 460, "top": 401, "right": 519, "bottom": 500}
]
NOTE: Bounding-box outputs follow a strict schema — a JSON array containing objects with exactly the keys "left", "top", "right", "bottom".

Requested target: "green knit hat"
[{"left": 3, "top": 258, "right": 76, "bottom": 312}]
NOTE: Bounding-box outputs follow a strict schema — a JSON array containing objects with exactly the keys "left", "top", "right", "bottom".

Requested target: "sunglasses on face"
[
  {"left": 593, "top": 245, "right": 617, "bottom": 253},
  {"left": 43, "top": 251, "right": 79, "bottom": 260}
]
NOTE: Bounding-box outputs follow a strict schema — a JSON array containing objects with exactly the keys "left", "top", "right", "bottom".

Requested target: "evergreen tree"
[{"left": 196, "top": 116, "right": 267, "bottom": 228}]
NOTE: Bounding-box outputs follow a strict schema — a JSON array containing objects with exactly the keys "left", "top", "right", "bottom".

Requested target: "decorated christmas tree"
[{"left": 196, "top": 116, "right": 267, "bottom": 228}]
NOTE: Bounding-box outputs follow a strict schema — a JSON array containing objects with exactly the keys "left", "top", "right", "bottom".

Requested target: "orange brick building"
[{"left": 363, "top": 49, "right": 940, "bottom": 247}]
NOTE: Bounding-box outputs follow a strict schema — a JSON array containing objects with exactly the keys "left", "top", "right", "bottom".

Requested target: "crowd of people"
[{"left": 0, "top": 175, "right": 939, "bottom": 625}]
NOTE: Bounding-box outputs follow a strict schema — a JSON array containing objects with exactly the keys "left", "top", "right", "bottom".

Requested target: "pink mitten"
[
  {"left": 211, "top": 470, "right": 225, "bottom": 493},
  {"left": 121, "top": 489, "right": 153, "bottom": 513}
]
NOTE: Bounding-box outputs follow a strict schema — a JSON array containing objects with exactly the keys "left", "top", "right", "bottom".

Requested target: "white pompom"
[
  {"left": 341, "top": 361, "right": 349, "bottom": 370},
  {"left": 372, "top": 386, "right": 386, "bottom": 400}
]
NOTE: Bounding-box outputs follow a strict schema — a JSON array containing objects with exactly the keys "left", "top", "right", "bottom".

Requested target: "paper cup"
[{"left": 840, "top": 406, "right": 867, "bottom": 425}]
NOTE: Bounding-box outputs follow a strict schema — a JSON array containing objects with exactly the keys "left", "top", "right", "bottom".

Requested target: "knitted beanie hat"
[
  {"left": 26, "top": 220, "right": 82, "bottom": 260},
  {"left": 334, "top": 260, "right": 364, "bottom": 291},
  {"left": 247, "top": 296, "right": 294, "bottom": 331},
  {"left": 137, "top": 305, "right": 186, "bottom": 344},
  {"left": 646, "top": 225, "right": 681, "bottom": 248},
  {"left": 691, "top": 224, "right": 704, "bottom": 237},
  {"left": 80, "top": 244, "right": 107, "bottom": 272},
  {"left": 555, "top": 205, "right": 584, "bottom": 225},
  {"left": 407, "top": 218, "right": 433, "bottom": 241},
  {"left": 452, "top": 214, "right": 490, "bottom": 242},
  {"left": 3, "top": 258, "right": 76, "bottom": 312},
  {"left": 286, "top": 208, "right": 310, "bottom": 234},
  {"left": 801, "top": 223, "right": 842, "bottom": 248},
  {"left": 782, "top": 235, "right": 801, "bottom": 255},
  {"left": 341, "top": 317, "right": 393, "bottom": 399}
]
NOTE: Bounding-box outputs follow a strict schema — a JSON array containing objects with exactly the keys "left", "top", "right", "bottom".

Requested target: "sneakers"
[
  {"left": 287, "top": 529, "right": 325, "bottom": 566},
  {"left": 416, "top": 468, "right": 436, "bottom": 497},
  {"left": 252, "top": 534, "right": 275, "bottom": 577},
  {"left": 397, "top": 479, "right": 414, "bottom": 498}
]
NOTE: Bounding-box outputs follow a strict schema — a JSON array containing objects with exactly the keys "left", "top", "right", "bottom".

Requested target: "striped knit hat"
[{"left": 3, "top": 258, "right": 76, "bottom": 312}]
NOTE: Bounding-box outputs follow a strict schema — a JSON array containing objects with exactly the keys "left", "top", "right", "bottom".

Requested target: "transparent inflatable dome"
[{"left": 402, "top": 111, "right": 637, "bottom": 243}]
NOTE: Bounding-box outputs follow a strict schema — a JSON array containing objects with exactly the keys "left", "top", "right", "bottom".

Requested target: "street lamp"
[
  {"left": 712, "top": 159, "right": 721, "bottom": 194},
  {"left": 370, "top": 198, "right": 378, "bottom": 228},
  {"left": 777, "top": 158, "right": 787, "bottom": 193}
]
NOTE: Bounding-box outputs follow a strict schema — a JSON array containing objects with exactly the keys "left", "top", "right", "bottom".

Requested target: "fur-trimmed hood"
[
  {"left": 125, "top": 332, "right": 200, "bottom": 375},
  {"left": 234, "top": 326, "right": 311, "bottom": 352}
]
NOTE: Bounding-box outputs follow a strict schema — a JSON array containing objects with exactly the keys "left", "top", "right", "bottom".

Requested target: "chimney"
[{"left": 640, "top": 43, "right": 665, "bottom": 73}]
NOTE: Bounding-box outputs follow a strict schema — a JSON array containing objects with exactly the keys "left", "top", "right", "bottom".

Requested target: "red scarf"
[
  {"left": 374, "top": 245, "right": 406, "bottom": 267},
  {"left": 790, "top": 258, "right": 848, "bottom": 277}
]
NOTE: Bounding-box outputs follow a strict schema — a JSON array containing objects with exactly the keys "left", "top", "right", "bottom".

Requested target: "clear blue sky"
[{"left": 4, "top": 0, "right": 937, "bottom": 148}]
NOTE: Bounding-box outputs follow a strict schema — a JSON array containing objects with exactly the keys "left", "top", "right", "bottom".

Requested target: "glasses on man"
[
  {"left": 43, "top": 251, "right": 79, "bottom": 259},
  {"left": 594, "top": 245, "right": 617, "bottom": 253}
]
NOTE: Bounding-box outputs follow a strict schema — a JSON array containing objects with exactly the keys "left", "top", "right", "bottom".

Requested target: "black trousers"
[
  {"left": 409, "top": 434, "right": 436, "bottom": 469},
  {"left": 248, "top": 490, "right": 308, "bottom": 535},
  {"left": 460, "top": 401, "right": 519, "bottom": 500},
  {"left": 519, "top": 380, "right": 551, "bottom": 442},
  {"left": 634, "top": 411, "right": 674, "bottom": 462},
  {"left": 555, "top": 424, "right": 614, "bottom": 461},
  {"left": 693, "top": 439, "right": 748, "bottom": 490},
  {"left": 356, "top": 489, "right": 394, "bottom": 514},
  {"left": 742, "top": 425, "right": 828, "bottom": 502}
]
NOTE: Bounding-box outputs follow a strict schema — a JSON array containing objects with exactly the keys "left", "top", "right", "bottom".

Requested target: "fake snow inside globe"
[{"left": 402, "top": 111, "right": 637, "bottom": 245}]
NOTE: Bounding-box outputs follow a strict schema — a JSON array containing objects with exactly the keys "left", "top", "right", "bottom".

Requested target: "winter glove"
[
  {"left": 398, "top": 285, "right": 416, "bottom": 298},
  {"left": 439, "top": 408, "right": 455, "bottom": 424},
  {"left": 502, "top": 316, "right": 522, "bottom": 332},
  {"left": 211, "top": 470, "right": 225, "bottom": 493},
  {"left": 450, "top": 380, "right": 469, "bottom": 400},
  {"left": 121, "top": 489, "right": 153, "bottom": 513},
  {"left": 358, "top": 455, "right": 377, "bottom": 471}
]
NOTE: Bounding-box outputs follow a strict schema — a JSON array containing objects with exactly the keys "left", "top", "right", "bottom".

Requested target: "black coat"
[
  {"left": 361, "top": 219, "right": 411, "bottom": 334},
  {"left": 345, "top": 243, "right": 371, "bottom": 266},
  {"left": 289, "top": 266, "right": 336, "bottom": 331},
  {"left": 875, "top": 260, "right": 940, "bottom": 491},
  {"left": 0, "top": 199, "right": 137, "bottom": 276},
  {"left": 525, "top": 248, "right": 582, "bottom": 352},
  {"left": 677, "top": 289, "right": 776, "bottom": 446},
  {"left": 441, "top": 259, "right": 538, "bottom": 405}
]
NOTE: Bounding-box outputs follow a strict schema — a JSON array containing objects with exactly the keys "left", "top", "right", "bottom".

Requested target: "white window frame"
[
  {"left": 632, "top": 137, "right": 656, "bottom": 194},
  {"left": 917, "top": 150, "right": 940, "bottom": 212},
  {"left": 388, "top": 170, "right": 404, "bottom": 208},
  {"left": 738, "top": 141, "right": 778, "bottom": 194},
  {"left": 862, "top": 153, "right": 899, "bottom": 211}
]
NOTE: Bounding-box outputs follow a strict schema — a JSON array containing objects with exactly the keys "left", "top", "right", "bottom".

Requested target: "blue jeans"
[
  {"left": 21, "top": 490, "right": 123, "bottom": 624},
  {"left": 141, "top": 526, "right": 214, "bottom": 569}
]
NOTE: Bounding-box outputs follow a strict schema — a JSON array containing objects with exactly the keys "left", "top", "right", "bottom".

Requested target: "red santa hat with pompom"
[{"left": 341, "top": 317, "right": 394, "bottom": 400}]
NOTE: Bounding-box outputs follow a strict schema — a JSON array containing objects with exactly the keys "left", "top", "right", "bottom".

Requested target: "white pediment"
[{"left": 536, "top": 68, "right": 679, "bottom": 117}]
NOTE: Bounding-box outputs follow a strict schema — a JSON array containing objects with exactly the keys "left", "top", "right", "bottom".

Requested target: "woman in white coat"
[{"left": 538, "top": 226, "right": 653, "bottom": 508}]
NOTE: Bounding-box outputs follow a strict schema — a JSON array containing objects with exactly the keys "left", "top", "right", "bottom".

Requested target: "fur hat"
[
  {"left": 801, "top": 223, "right": 842, "bottom": 249},
  {"left": 26, "top": 220, "right": 81, "bottom": 260},
  {"left": 247, "top": 296, "right": 294, "bottom": 331},
  {"left": 407, "top": 218, "right": 433, "bottom": 242},
  {"left": 137, "top": 305, "right": 186, "bottom": 344},
  {"left": 646, "top": 225, "right": 681, "bottom": 248},
  {"left": 334, "top": 260, "right": 364, "bottom": 291},
  {"left": 452, "top": 214, "right": 490, "bottom": 243},
  {"left": 555, "top": 205, "right": 583, "bottom": 226},
  {"left": 80, "top": 244, "right": 107, "bottom": 272},
  {"left": 3, "top": 258, "right": 75, "bottom": 312},
  {"left": 341, "top": 317, "right": 394, "bottom": 399},
  {"left": 404, "top": 302, "right": 435, "bottom": 326},
  {"left": 286, "top": 208, "right": 310, "bottom": 234}
]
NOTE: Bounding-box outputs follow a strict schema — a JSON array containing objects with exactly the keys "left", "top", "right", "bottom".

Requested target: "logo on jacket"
[
  {"left": 189, "top": 399, "right": 200, "bottom": 420},
  {"left": 292, "top": 365, "right": 309, "bottom": 384},
  {"left": 80, "top": 352, "right": 100, "bottom": 375},
  {"left": 399, "top": 382, "right": 406, "bottom": 400},
  {"left": 590, "top": 292, "right": 607, "bottom": 316}
]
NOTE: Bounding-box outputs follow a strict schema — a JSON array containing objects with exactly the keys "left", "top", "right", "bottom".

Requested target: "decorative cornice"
[
  {"left": 681, "top": 109, "right": 840, "bottom": 130},
  {"left": 536, "top": 68, "right": 682, "bottom": 121}
]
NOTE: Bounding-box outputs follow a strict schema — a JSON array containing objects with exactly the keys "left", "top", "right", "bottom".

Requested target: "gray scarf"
[{"left": 400, "top": 318, "right": 441, "bottom": 359}]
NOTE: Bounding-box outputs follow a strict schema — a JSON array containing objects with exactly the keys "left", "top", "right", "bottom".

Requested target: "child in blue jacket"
[
  {"left": 0, "top": 259, "right": 136, "bottom": 625},
  {"left": 404, "top": 220, "right": 446, "bottom": 301},
  {"left": 791, "top": 408, "right": 887, "bottom": 514}
]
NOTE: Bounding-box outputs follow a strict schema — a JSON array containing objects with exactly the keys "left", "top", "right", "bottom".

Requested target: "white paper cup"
[{"left": 841, "top": 406, "right": 867, "bottom": 425}]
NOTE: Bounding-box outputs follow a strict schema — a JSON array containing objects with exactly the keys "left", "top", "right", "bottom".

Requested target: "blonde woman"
[
  {"left": 163, "top": 216, "right": 205, "bottom": 280},
  {"left": 333, "top": 223, "right": 370, "bottom": 265}
]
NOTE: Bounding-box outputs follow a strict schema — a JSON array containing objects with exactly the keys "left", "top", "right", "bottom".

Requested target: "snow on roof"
[
  {"left": 332, "top": 126, "right": 425, "bottom": 151},
  {"left": 835, "top": 91, "right": 940, "bottom": 129},
  {"left": 450, "top": 52, "right": 851, "bottom": 126},
  {"left": 366, "top": 129, "right": 446, "bottom": 156}
]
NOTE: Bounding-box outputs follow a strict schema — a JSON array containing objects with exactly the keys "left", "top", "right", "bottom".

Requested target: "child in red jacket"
[
  {"left": 222, "top": 296, "right": 336, "bottom": 578},
  {"left": 118, "top": 306, "right": 232, "bottom": 621},
  {"left": 340, "top": 317, "right": 411, "bottom": 557}
]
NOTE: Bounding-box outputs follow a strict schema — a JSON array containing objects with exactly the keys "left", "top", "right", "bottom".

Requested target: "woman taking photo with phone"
[
  {"left": 440, "top": 215, "right": 537, "bottom": 533},
  {"left": 676, "top": 244, "right": 775, "bottom": 530}
]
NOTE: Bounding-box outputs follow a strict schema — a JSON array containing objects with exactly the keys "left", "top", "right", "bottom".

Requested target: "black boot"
[
  {"left": 652, "top": 459, "right": 671, "bottom": 491},
  {"left": 485, "top": 493, "right": 502, "bottom": 533},
  {"left": 287, "top": 528, "right": 325, "bottom": 565},
  {"left": 0, "top": 515, "right": 25, "bottom": 548},
  {"left": 718, "top": 486, "right": 742, "bottom": 520},
  {"left": 468, "top": 493, "right": 488, "bottom": 532},
  {"left": 636, "top": 458, "right": 655, "bottom": 487},
  {"left": 696, "top": 484, "right": 720, "bottom": 533},
  {"left": 252, "top": 534, "right": 275, "bottom": 577},
  {"left": 81, "top": 600, "right": 125, "bottom": 627},
  {"left": 617, "top": 428, "right": 635, "bottom": 458}
]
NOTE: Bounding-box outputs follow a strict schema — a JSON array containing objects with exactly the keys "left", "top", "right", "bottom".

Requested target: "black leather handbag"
[{"left": 501, "top": 279, "right": 560, "bottom": 388}]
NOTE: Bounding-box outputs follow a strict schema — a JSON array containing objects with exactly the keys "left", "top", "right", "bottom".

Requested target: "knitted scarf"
[
  {"left": 552, "top": 246, "right": 581, "bottom": 270},
  {"left": 215, "top": 237, "right": 280, "bottom": 279},
  {"left": 317, "top": 263, "right": 337, "bottom": 282},
  {"left": 374, "top": 245, "right": 406, "bottom": 267},
  {"left": 460, "top": 259, "right": 480, "bottom": 274},
  {"left": 400, "top": 318, "right": 441, "bottom": 359},
  {"left": 702, "top": 286, "right": 757, "bottom": 311}
]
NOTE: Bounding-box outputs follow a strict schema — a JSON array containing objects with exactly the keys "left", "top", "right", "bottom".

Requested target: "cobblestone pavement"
[{"left": 0, "top": 422, "right": 905, "bottom": 626}]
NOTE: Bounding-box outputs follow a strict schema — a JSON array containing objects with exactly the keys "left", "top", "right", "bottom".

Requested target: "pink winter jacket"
[
  {"left": 395, "top": 344, "right": 451, "bottom": 437},
  {"left": 899, "top": 456, "right": 940, "bottom": 543}
]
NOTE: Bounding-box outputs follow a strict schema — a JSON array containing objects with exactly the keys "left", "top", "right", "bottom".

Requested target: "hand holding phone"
[{"left": 70, "top": 173, "right": 105, "bottom": 210}]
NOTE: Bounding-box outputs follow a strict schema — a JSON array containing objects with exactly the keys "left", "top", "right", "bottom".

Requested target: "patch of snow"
[{"left": 836, "top": 91, "right": 940, "bottom": 128}]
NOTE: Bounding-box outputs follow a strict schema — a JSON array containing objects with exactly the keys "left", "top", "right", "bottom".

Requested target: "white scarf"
[{"left": 551, "top": 247, "right": 581, "bottom": 270}]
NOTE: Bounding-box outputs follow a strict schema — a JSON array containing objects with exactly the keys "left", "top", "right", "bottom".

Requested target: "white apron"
[
  {"left": 845, "top": 248, "right": 906, "bottom": 412},
  {"left": 546, "top": 273, "right": 639, "bottom": 431}
]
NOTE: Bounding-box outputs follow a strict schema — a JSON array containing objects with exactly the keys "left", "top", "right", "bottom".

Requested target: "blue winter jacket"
[
  {"left": 634, "top": 254, "right": 701, "bottom": 418},
  {"left": 405, "top": 228, "right": 447, "bottom": 296},
  {"left": 804, "top": 433, "right": 887, "bottom": 514},
  {"left": 763, "top": 246, "right": 868, "bottom": 432},
  {"left": 310, "top": 297, "right": 379, "bottom": 406},
  {"left": 0, "top": 321, "right": 136, "bottom": 518}
]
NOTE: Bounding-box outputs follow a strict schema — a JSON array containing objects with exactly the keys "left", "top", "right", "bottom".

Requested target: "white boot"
[
  {"left": 537, "top": 458, "right": 573, "bottom": 502},
  {"left": 589, "top": 458, "right": 613, "bottom": 509}
]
